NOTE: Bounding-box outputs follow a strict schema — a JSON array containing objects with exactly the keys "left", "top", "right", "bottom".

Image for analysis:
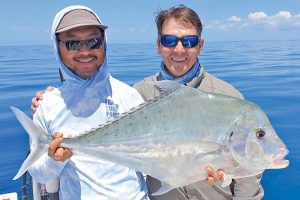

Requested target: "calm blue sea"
[{"left": 0, "top": 41, "right": 299, "bottom": 199}]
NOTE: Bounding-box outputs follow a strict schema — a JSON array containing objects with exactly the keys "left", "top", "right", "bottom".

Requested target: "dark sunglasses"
[
  {"left": 58, "top": 37, "right": 104, "bottom": 51},
  {"left": 160, "top": 34, "right": 200, "bottom": 48}
]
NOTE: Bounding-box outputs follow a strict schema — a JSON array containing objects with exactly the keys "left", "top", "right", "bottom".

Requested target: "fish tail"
[{"left": 10, "top": 107, "right": 48, "bottom": 180}]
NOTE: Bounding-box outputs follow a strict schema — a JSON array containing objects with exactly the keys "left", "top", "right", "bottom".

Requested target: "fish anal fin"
[{"left": 151, "top": 181, "right": 175, "bottom": 196}]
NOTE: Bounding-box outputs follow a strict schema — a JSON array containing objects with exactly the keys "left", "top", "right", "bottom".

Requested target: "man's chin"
[
  {"left": 168, "top": 67, "right": 188, "bottom": 77},
  {"left": 76, "top": 71, "right": 97, "bottom": 80}
]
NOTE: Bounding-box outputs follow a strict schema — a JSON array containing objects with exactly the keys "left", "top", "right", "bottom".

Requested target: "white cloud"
[
  {"left": 205, "top": 11, "right": 300, "bottom": 31},
  {"left": 248, "top": 12, "right": 268, "bottom": 21},
  {"left": 276, "top": 11, "right": 292, "bottom": 19},
  {"left": 227, "top": 16, "right": 242, "bottom": 22}
]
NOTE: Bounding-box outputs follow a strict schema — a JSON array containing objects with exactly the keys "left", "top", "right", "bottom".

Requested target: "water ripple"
[{"left": 0, "top": 41, "right": 299, "bottom": 199}]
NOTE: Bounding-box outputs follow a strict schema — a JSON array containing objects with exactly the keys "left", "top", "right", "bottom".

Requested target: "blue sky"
[{"left": 1, "top": 0, "right": 299, "bottom": 45}]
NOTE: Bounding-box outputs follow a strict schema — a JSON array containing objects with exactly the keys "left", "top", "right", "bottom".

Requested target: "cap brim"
[{"left": 56, "top": 23, "right": 108, "bottom": 33}]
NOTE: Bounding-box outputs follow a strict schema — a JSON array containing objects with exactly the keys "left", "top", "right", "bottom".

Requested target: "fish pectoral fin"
[
  {"left": 151, "top": 181, "right": 175, "bottom": 196},
  {"left": 221, "top": 173, "right": 233, "bottom": 187}
]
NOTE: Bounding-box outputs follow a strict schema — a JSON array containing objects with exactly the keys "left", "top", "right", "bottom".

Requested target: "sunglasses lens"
[
  {"left": 160, "top": 35, "right": 199, "bottom": 48},
  {"left": 62, "top": 37, "right": 103, "bottom": 51},
  {"left": 87, "top": 38, "right": 103, "bottom": 50},
  {"left": 65, "top": 40, "right": 81, "bottom": 51},
  {"left": 160, "top": 35, "right": 177, "bottom": 47},
  {"left": 182, "top": 35, "right": 199, "bottom": 48}
]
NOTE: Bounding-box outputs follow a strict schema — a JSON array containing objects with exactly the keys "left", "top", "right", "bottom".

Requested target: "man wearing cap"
[
  {"left": 31, "top": 4, "right": 264, "bottom": 200},
  {"left": 28, "top": 5, "right": 148, "bottom": 200}
]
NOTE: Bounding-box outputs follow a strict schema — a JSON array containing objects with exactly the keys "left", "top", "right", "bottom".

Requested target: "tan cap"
[{"left": 56, "top": 9, "right": 108, "bottom": 33}]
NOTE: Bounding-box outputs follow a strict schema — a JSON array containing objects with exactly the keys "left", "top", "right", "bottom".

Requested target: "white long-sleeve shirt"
[{"left": 30, "top": 76, "right": 148, "bottom": 200}]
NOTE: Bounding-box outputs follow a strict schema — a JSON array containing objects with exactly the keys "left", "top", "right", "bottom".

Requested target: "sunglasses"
[
  {"left": 58, "top": 37, "right": 104, "bottom": 51},
  {"left": 160, "top": 34, "right": 200, "bottom": 48}
]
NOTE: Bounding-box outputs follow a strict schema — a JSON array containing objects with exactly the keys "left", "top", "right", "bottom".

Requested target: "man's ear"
[
  {"left": 156, "top": 37, "right": 161, "bottom": 55},
  {"left": 198, "top": 38, "right": 204, "bottom": 54}
]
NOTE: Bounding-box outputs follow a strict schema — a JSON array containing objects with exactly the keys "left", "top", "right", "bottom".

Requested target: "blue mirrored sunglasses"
[
  {"left": 160, "top": 34, "right": 200, "bottom": 48},
  {"left": 58, "top": 37, "right": 104, "bottom": 51}
]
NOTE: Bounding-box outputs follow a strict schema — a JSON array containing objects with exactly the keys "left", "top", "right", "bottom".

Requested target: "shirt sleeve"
[
  {"left": 28, "top": 154, "right": 68, "bottom": 184},
  {"left": 131, "top": 88, "right": 145, "bottom": 106},
  {"left": 232, "top": 174, "right": 264, "bottom": 200}
]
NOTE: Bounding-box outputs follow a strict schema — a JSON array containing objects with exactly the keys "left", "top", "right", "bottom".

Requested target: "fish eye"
[{"left": 256, "top": 129, "right": 266, "bottom": 139}]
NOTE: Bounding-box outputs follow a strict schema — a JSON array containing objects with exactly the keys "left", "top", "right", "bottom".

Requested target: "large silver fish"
[{"left": 12, "top": 81, "right": 289, "bottom": 195}]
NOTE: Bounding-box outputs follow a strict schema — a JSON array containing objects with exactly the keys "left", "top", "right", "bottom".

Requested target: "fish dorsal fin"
[
  {"left": 149, "top": 80, "right": 182, "bottom": 96},
  {"left": 77, "top": 99, "right": 153, "bottom": 137},
  {"left": 78, "top": 81, "right": 182, "bottom": 138},
  {"left": 151, "top": 181, "right": 175, "bottom": 196}
]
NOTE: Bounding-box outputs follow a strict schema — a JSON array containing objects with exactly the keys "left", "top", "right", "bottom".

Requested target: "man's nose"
[
  {"left": 78, "top": 42, "right": 90, "bottom": 52},
  {"left": 174, "top": 41, "right": 185, "bottom": 53}
]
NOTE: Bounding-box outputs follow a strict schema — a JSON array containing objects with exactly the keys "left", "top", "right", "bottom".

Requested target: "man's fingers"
[
  {"left": 31, "top": 96, "right": 38, "bottom": 104},
  {"left": 31, "top": 97, "right": 39, "bottom": 109},
  {"left": 35, "top": 91, "right": 44, "bottom": 100},
  {"left": 32, "top": 100, "right": 39, "bottom": 107},
  {"left": 46, "top": 86, "right": 54, "bottom": 91},
  {"left": 55, "top": 147, "right": 64, "bottom": 158},
  {"left": 31, "top": 93, "right": 42, "bottom": 114},
  {"left": 53, "top": 132, "right": 63, "bottom": 139},
  {"left": 48, "top": 133, "right": 72, "bottom": 161},
  {"left": 206, "top": 166, "right": 220, "bottom": 180},
  {"left": 53, "top": 148, "right": 72, "bottom": 161},
  {"left": 34, "top": 86, "right": 54, "bottom": 101},
  {"left": 31, "top": 101, "right": 38, "bottom": 114},
  {"left": 206, "top": 166, "right": 214, "bottom": 176},
  {"left": 207, "top": 177, "right": 215, "bottom": 186},
  {"left": 48, "top": 138, "right": 63, "bottom": 157},
  {"left": 217, "top": 169, "right": 225, "bottom": 182},
  {"left": 206, "top": 166, "right": 226, "bottom": 186},
  {"left": 31, "top": 87, "right": 54, "bottom": 114},
  {"left": 63, "top": 149, "right": 72, "bottom": 160}
]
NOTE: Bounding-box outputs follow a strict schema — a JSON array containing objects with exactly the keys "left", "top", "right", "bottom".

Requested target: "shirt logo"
[{"left": 105, "top": 98, "right": 119, "bottom": 118}]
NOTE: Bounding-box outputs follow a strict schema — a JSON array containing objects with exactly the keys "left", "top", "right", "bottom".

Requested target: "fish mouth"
[
  {"left": 271, "top": 148, "right": 289, "bottom": 169},
  {"left": 273, "top": 159, "right": 289, "bottom": 169}
]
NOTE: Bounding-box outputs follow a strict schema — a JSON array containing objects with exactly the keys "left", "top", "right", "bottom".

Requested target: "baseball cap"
[{"left": 56, "top": 9, "right": 108, "bottom": 33}]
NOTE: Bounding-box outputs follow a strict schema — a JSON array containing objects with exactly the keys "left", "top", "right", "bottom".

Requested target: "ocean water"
[{"left": 0, "top": 41, "right": 299, "bottom": 199}]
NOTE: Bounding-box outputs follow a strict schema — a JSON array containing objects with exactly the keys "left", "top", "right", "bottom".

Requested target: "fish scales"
[{"left": 71, "top": 85, "right": 244, "bottom": 143}]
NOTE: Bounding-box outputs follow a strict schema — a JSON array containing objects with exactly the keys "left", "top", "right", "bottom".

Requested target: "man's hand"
[
  {"left": 31, "top": 86, "right": 54, "bottom": 114},
  {"left": 48, "top": 132, "right": 72, "bottom": 162},
  {"left": 206, "top": 166, "right": 225, "bottom": 185}
]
